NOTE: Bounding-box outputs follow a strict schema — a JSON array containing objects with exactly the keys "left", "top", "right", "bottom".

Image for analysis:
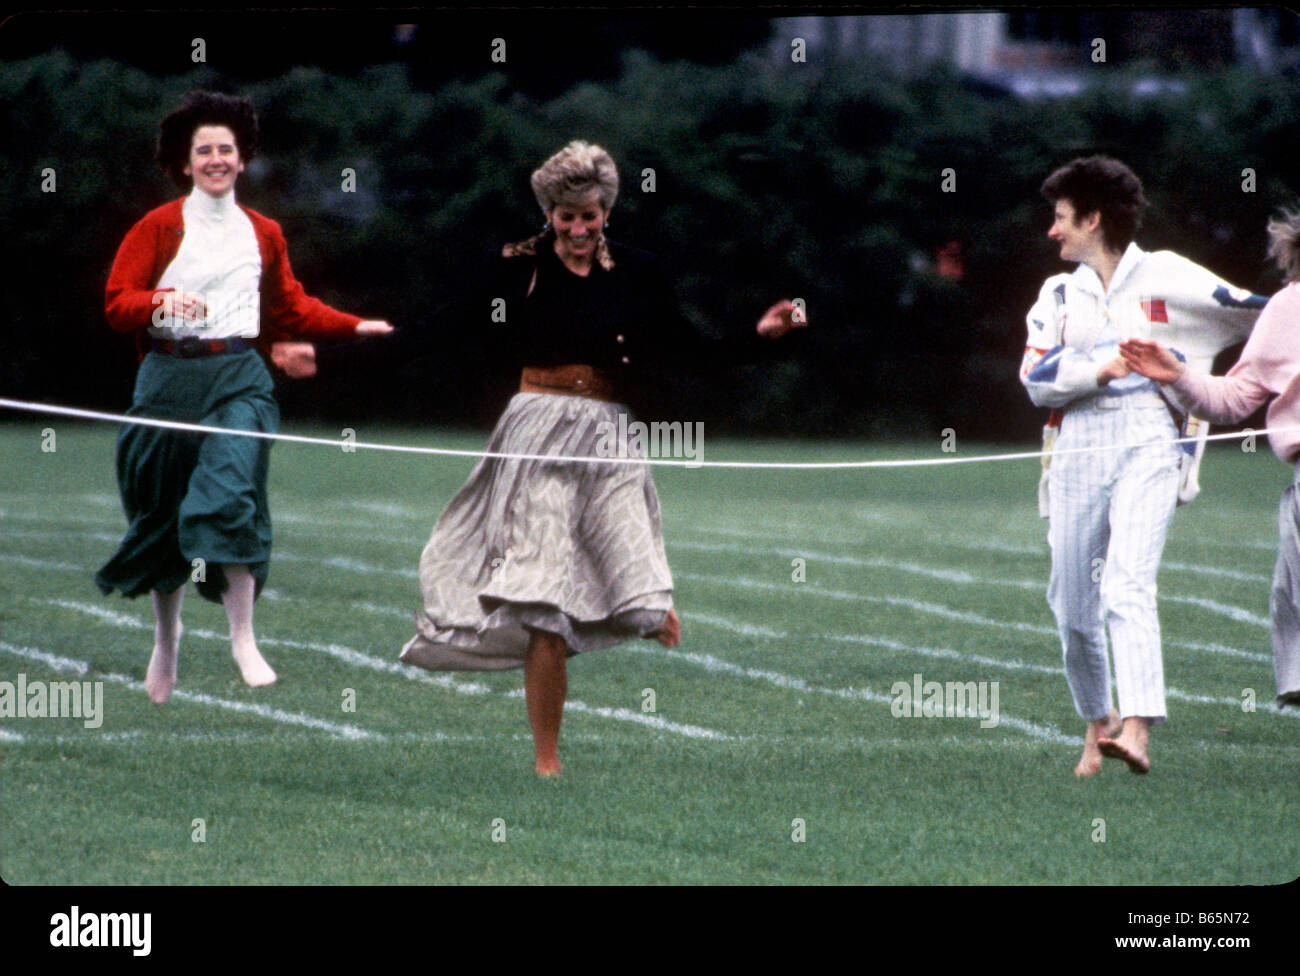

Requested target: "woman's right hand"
[
  {"left": 1119, "top": 338, "right": 1186, "bottom": 384},
  {"left": 158, "top": 289, "right": 207, "bottom": 322}
]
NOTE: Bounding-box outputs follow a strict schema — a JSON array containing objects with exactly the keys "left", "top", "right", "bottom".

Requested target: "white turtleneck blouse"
[{"left": 151, "top": 186, "right": 261, "bottom": 339}]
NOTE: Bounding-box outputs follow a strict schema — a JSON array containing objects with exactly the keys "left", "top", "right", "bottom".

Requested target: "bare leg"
[
  {"left": 146, "top": 587, "right": 185, "bottom": 704},
  {"left": 222, "top": 564, "right": 276, "bottom": 687},
  {"left": 524, "top": 630, "right": 567, "bottom": 777},
  {"left": 1098, "top": 716, "right": 1152, "bottom": 774},
  {"left": 1074, "top": 708, "right": 1121, "bottom": 777}
]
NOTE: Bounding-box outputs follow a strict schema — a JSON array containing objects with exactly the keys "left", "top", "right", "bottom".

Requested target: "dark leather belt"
[
  {"left": 520, "top": 364, "right": 618, "bottom": 402},
  {"left": 151, "top": 337, "right": 251, "bottom": 358}
]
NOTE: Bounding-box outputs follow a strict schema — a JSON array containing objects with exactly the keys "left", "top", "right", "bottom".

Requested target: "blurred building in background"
[{"left": 768, "top": 10, "right": 1300, "bottom": 96}]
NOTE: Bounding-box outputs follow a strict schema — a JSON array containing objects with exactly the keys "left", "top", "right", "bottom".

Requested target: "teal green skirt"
[{"left": 94, "top": 348, "right": 280, "bottom": 603}]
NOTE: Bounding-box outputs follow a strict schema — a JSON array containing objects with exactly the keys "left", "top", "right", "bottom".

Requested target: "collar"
[
  {"left": 184, "top": 185, "right": 240, "bottom": 221},
  {"left": 502, "top": 227, "right": 615, "bottom": 271},
  {"left": 1071, "top": 241, "right": 1145, "bottom": 297}
]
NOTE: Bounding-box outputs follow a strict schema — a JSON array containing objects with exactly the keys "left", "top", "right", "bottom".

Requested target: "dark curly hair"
[
  {"left": 1040, "top": 155, "right": 1148, "bottom": 253},
  {"left": 157, "top": 91, "right": 258, "bottom": 189}
]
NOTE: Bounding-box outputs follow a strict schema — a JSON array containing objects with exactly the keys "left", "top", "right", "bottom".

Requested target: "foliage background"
[{"left": 2, "top": 12, "right": 1298, "bottom": 439}]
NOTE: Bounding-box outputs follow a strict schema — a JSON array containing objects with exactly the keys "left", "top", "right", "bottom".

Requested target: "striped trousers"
[
  {"left": 1047, "top": 394, "right": 1180, "bottom": 723},
  {"left": 1269, "top": 468, "right": 1300, "bottom": 702}
]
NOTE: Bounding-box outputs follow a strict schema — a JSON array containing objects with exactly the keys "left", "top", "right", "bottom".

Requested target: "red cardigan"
[{"left": 105, "top": 197, "right": 362, "bottom": 358}]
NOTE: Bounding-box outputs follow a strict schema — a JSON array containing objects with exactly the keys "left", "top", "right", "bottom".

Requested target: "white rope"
[{"left": 0, "top": 396, "right": 1293, "bottom": 471}]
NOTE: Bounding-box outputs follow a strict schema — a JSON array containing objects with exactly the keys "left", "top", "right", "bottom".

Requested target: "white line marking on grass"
[
  {"left": 623, "top": 639, "right": 1072, "bottom": 744},
  {"left": 673, "top": 540, "right": 1043, "bottom": 588},
  {"left": 344, "top": 501, "right": 423, "bottom": 518},
  {"left": 288, "top": 595, "right": 1065, "bottom": 742},
  {"left": 0, "top": 496, "right": 116, "bottom": 512},
  {"left": 0, "top": 641, "right": 376, "bottom": 739},
  {"left": 680, "top": 611, "right": 787, "bottom": 639},
  {"left": 275, "top": 551, "right": 417, "bottom": 578},
  {"left": 677, "top": 572, "right": 1059, "bottom": 635},
  {"left": 679, "top": 538, "right": 1270, "bottom": 610},
  {"left": 500, "top": 688, "right": 731, "bottom": 740},
  {"left": 945, "top": 538, "right": 1045, "bottom": 556},
  {"left": 1162, "top": 562, "right": 1271, "bottom": 583},
  {"left": 827, "top": 633, "right": 1299, "bottom": 718},
  {"left": 273, "top": 524, "right": 423, "bottom": 547},
  {"left": 0, "top": 727, "right": 28, "bottom": 742},
  {"left": 5, "top": 729, "right": 496, "bottom": 745},
  {"left": 0, "top": 510, "right": 114, "bottom": 526},
  {"left": 0, "top": 528, "right": 120, "bottom": 543},
  {"left": 2, "top": 555, "right": 81, "bottom": 572},
  {"left": 687, "top": 523, "right": 1048, "bottom": 557},
  {"left": 44, "top": 599, "right": 147, "bottom": 629},
  {"left": 38, "top": 599, "right": 491, "bottom": 697},
  {"left": 625, "top": 643, "right": 881, "bottom": 699},
  {"left": 829, "top": 633, "right": 1061, "bottom": 676},
  {"left": 564, "top": 700, "right": 732, "bottom": 739},
  {"left": 1173, "top": 641, "right": 1270, "bottom": 664},
  {"left": 1164, "top": 596, "right": 1268, "bottom": 628},
  {"left": 39, "top": 599, "right": 730, "bottom": 741},
  {"left": 346, "top": 601, "right": 410, "bottom": 619},
  {"left": 681, "top": 573, "right": 1271, "bottom": 664}
]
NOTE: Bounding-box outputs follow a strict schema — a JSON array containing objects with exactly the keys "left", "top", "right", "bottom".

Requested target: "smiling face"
[
  {"left": 548, "top": 190, "right": 609, "bottom": 268},
  {"left": 1047, "top": 198, "right": 1102, "bottom": 264},
  {"left": 184, "top": 124, "right": 244, "bottom": 197}
]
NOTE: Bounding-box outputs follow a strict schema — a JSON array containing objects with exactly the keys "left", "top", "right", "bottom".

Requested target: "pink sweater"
[{"left": 1169, "top": 282, "right": 1300, "bottom": 463}]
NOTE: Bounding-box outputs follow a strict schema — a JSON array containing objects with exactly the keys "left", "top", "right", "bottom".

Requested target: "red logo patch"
[{"left": 1141, "top": 298, "right": 1168, "bottom": 323}]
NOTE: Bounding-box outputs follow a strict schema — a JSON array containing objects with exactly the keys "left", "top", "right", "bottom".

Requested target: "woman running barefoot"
[
  {"left": 400, "top": 140, "right": 803, "bottom": 776},
  {"left": 95, "top": 91, "right": 391, "bottom": 702}
]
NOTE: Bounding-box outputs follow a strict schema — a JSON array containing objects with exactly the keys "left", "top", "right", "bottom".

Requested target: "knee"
[
  {"left": 526, "top": 629, "right": 567, "bottom": 663},
  {"left": 1101, "top": 576, "right": 1156, "bottom": 620}
]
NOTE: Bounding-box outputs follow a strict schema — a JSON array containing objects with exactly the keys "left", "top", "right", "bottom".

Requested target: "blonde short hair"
[
  {"left": 1267, "top": 209, "right": 1300, "bottom": 283},
  {"left": 530, "top": 140, "right": 619, "bottom": 213}
]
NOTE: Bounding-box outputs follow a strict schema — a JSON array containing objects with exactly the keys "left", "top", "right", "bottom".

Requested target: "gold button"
[
  {"left": 621, "top": 355, "right": 630, "bottom": 364},
  {"left": 616, "top": 334, "right": 625, "bottom": 343}
]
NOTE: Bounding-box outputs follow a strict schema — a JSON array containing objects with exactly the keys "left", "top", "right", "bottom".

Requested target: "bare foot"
[
  {"left": 1074, "top": 709, "right": 1121, "bottom": 777},
  {"left": 535, "top": 758, "right": 562, "bottom": 778},
  {"left": 145, "top": 640, "right": 179, "bottom": 705},
  {"left": 232, "top": 640, "right": 277, "bottom": 688},
  {"left": 1098, "top": 717, "right": 1151, "bottom": 774},
  {"left": 647, "top": 608, "right": 681, "bottom": 648}
]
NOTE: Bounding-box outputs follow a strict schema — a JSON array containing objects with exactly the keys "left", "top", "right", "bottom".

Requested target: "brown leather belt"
[{"left": 520, "top": 364, "right": 618, "bottom": 402}]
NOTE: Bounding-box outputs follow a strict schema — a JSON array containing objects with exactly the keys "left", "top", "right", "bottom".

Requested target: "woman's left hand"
[
  {"left": 756, "top": 299, "right": 807, "bottom": 338},
  {"left": 1119, "top": 338, "right": 1185, "bottom": 384},
  {"left": 269, "top": 342, "right": 318, "bottom": 379},
  {"left": 355, "top": 320, "right": 394, "bottom": 337}
]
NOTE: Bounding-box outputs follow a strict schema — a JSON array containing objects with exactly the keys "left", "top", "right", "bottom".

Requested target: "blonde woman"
[{"left": 401, "top": 141, "right": 802, "bottom": 776}]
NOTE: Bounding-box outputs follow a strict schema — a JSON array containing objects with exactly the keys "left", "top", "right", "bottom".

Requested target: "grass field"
[{"left": 1, "top": 419, "right": 1297, "bottom": 885}]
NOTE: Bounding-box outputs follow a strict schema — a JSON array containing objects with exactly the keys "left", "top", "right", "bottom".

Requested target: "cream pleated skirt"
[{"left": 400, "top": 392, "right": 674, "bottom": 671}]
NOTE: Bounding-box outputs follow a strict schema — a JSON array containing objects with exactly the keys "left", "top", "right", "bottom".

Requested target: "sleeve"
[
  {"left": 1020, "top": 277, "right": 1101, "bottom": 408},
  {"left": 1164, "top": 292, "right": 1283, "bottom": 424},
  {"left": 1162, "top": 253, "right": 1267, "bottom": 357},
  {"left": 104, "top": 215, "right": 170, "bottom": 332},
  {"left": 257, "top": 220, "right": 362, "bottom": 343}
]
